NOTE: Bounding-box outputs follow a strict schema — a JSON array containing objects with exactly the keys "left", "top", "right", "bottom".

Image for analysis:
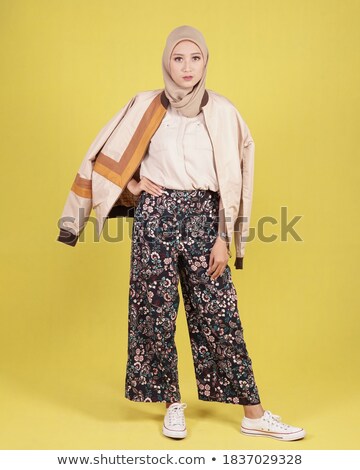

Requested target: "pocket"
[
  {"left": 133, "top": 191, "right": 145, "bottom": 220},
  {"left": 149, "top": 116, "right": 178, "bottom": 152},
  {"left": 184, "top": 121, "right": 213, "bottom": 152}
]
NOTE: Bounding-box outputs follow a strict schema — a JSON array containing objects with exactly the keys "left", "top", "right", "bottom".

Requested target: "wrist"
[
  {"left": 217, "top": 233, "right": 232, "bottom": 258},
  {"left": 218, "top": 231, "right": 230, "bottom": 243},
  {"left": 127, "top": 178, "right": 137, "bottom": 191}
]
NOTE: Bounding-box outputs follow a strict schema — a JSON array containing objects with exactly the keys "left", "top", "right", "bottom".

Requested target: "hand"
[
  {"left": 127, "top": 176, "right": 165, "bottom": 197},
  {"left": 207, "top": 236, "right": 229, "bottom": 280}
]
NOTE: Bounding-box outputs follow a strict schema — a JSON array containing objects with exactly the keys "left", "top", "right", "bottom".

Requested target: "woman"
[{"left": 122, "top": 25, "right": 306, "bottom": 441}]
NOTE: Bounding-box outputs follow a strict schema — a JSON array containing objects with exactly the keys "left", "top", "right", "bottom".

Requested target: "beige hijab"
[{"left": 162, "top": 25, "right": 209, "bottom": 118}]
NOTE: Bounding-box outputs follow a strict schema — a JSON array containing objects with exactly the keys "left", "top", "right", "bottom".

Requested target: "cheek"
[
  {"left": 171, "top": 64, "right": 183, "bottom": 80},
  {"left": 172, "top": 62, "right": 181, "bottom": 72},
  {"left": 193, "top": 64, "right": 203, "bottom": 76}
]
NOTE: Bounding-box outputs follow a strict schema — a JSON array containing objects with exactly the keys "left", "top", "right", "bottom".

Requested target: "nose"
[{"left": 182, "top": 60, "right": 192, "bottom": 73}]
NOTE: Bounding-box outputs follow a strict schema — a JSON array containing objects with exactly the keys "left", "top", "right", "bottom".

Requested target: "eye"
[{"left": 173, "top": 56, "right": 202, "bottom": 62}]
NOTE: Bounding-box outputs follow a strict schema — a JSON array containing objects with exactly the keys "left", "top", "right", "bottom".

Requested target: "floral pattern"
[{"left": 125, "top": 188, "right": 261, "bottom": 405}]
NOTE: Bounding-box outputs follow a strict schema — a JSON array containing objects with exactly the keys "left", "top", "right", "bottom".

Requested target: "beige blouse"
[
  {"left": 139, "top": 105, "right": 219, "bottom": 191},
  {"left": 137, "top": 106, "right": 229, "bottom": 250}
]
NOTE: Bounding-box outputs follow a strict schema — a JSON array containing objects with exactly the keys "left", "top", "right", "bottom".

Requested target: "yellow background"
[{"left": 1, "top": 0, "right": 359, "bottom": 451}]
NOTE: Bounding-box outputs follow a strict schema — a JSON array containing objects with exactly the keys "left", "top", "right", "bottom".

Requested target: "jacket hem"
[
  {"left": 107, "top": 204, "right": 136, "bottom": 218},
  {"left": 57, "top": 228, "right": 79, "bottom": 247}
]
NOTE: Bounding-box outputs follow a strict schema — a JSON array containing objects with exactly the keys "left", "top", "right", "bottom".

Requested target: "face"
[{"left": 169, "top": 40, "right": 205, "bottom": 89}]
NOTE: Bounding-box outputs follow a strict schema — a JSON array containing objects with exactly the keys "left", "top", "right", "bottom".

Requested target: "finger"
[
  {"left": 144, "top": 183, "right": 163, "bottom": 196},
  {"left": 210, "top": 265, "right": 222, "bottom": 280},
  {"left": 212, "top": 263, "right": 227, "bottom": 280},
  {"left": 143, "top": 187, "right": 158, "bottom": 196},
  {"left": 213, "top": 266, "right": 226, "bottom": 280},
  {"left": 147, "top": 180, "right": 165, "bottom": 193},
  {"left": 207, "top": 255, "right": 214, "bottom": 273},
  {"left": 209, "top": 262, "right": 220, "bottom": 278},
  {"left": 140, "top": 177, "right": 163, "bottom": 194},
  {"left": 147, "top": 187, "right": 163, "bottom": 196},
  {"left": 209, "top": 258, "right": 219, "bottom": 273}
]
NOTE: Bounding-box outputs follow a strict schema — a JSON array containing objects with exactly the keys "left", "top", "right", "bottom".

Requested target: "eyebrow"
[{"left": 172, "top": 52, "right": 201, "bottom": 56}]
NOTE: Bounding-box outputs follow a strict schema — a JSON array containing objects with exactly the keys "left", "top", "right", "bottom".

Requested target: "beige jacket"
[{"left": 56, "top": 88, "right": 255, "bottom": 269}]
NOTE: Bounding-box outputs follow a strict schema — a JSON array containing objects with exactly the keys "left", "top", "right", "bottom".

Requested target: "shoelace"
[
  {"left": 263, "top": 410, "right": 291, "bottom": 429},
  {"left": 167, "top": 403, "right": 187, "bottom": 426}
]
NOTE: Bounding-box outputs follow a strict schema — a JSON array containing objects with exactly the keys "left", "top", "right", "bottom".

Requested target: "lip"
[{"left": 183, "top": 76, "right": 193, "bottom": 80}]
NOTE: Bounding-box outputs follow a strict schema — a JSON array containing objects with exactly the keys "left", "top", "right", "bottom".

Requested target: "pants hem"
[
  {"left": 197, "top": 395, "right": 261, "bottom": 406},
  {"left": 125, "top": 393, "right": 182, "bottom": 404}
]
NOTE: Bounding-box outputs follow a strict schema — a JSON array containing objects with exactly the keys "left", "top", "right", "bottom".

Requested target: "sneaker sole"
[
  {"left": 162, "top": 425, "right": 187, "bottom": 439},
  {"left": 240, "top": 426, "right": 306, "bottom": 441}
]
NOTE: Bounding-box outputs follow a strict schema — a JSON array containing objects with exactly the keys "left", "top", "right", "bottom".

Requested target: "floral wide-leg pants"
[{"left": 124, "top": 188, "right": 261, "bottom": 405}]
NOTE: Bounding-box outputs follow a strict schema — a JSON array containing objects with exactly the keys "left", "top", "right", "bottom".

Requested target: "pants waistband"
[{"left": 159, "top": 187, "right": 219, "bottom": 196}]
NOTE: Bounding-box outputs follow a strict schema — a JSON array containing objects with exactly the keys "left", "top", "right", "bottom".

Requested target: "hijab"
[{"left": 162, "top": 25, "right": 209, "bottom": 118}]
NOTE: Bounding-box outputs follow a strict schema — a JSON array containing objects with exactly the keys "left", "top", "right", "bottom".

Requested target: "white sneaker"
[
  {"left": 241, "top": 410, "right": 306, "bottom": 441},
  {"left": 162, "top": 402, "right": 187, "bottom": 439}
]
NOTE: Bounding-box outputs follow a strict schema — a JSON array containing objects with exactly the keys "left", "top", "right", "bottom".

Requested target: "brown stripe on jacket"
[
  {"left": 93, "top": 92, "right": 167, "bottom": 189},
  {"left": 71, "top": 174, "right": 92, "bottom": 199}
]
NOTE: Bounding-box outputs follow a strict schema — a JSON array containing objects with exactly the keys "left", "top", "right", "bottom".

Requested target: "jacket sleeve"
[
  {"left": 234, "top": 124, "right": 255, "bottom": 269},
  {"left": 56, "top": 95, "right": 136, "bottom": 246}
]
